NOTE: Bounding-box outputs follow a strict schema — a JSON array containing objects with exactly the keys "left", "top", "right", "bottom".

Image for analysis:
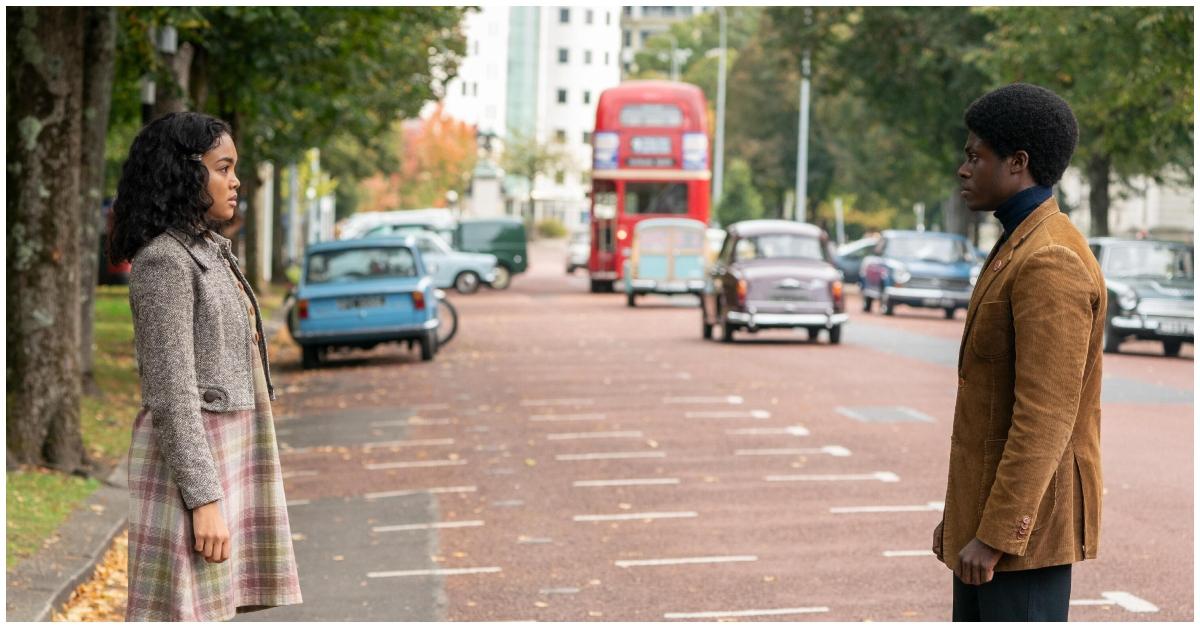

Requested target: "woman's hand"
[{"left": 192, "top": 501, "right": 231, "bottom": 563}]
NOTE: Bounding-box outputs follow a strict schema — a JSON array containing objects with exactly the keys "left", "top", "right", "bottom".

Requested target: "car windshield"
[
  {"left": 416, "top": 233, "right": 452, "bottom": 255},
  {"left": 306, "top": 246, "right": 418, "bottom": 284},
  {"left": 885, "top": 236, "right": 970, "bottom": 263},
  {"left": 1103, "top": 242, "right": 1194, "bottom": 280},
  {"left": 735, "top": 234, "right": 824, "bottom": 262}
]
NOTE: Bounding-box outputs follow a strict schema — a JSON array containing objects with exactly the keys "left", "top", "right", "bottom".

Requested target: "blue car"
[
  {"left": 622, "top": 217, "right": 708, "bottom": 306},
  {"left": 288, "top": 238, "right": 440, "bottom": 368},
  {"left": 859, "top": 230, "right": 983, "bottom": 319}
]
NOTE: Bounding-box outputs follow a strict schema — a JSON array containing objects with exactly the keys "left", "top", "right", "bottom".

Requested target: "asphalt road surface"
[{"left": 241, "top": 239, "right": 1193, "bottom": 622}]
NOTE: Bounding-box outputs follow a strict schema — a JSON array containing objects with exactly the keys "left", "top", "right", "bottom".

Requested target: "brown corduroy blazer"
[{"left": 939, "top": 197, "right": 1105, "bottom": 573}]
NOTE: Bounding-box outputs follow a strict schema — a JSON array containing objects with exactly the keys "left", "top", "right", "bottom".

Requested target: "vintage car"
[
  {"left": 363, "top": 230, "right": 497, "bottom": 294},
  {"left": 860, "top": 230, "right": 981, "bottom": 318},
  {"left": 701, "top": 220, "right": 847, "bottom": 343},
  {"left": 833, "top": 237, "right": 879, "bottom": 285},
  {"left": 1090, "top": 237, "right": 1194, "bottom": 356},
  {"left": 288, "top": 238, "right": 441, "bottom": 368},
  {"left": 566, "top": 230, "right": 590, "bottom": 274},
  {"left": 623, "top": 218, "right": 708, "bottom": 307},
  {"left": 454, "top": 217, "right": 527, "bottom": 290}
]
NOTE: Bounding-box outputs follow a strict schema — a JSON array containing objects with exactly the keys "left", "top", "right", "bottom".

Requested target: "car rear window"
[
  {"left": 307, "top": 247, "right": 418, "bottom": 284},
  {"left": 885, "top": 236, "right": 970, "bottom": 264},
  {"left": 736, "top": 234, "right": 824, "bottom": 262}
]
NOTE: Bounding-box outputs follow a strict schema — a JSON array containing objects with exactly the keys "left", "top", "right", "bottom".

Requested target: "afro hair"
[{"left": 964, "top": 83, "right": 1079, "bottom": 187}]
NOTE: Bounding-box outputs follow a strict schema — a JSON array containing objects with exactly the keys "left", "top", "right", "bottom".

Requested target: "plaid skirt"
[{"left": 126, "top": 352, "right": 301, "bottom": 621}]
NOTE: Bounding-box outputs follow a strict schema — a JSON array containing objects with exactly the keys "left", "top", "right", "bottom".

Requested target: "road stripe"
[
  {"left": 556, "top": 451, "right": 666, "bottom": 461},
  {"left": 367, "top": 567, "right": 501, "bottom": 579},
  {"left": 831, "top": 502, "right": 943, "bottom": 514},
  {"left": 281, "top": 470, "right": 318, "bottom": 479},
  {"left": 370, "top": 417, "right": 453, "bottom": 427},
  {"left": 285, "top": 499, "right": 310, "bottom": 507},
  {"left": 665, "top": 395, "right": 744, "bottom": 405},
  {"left": 529, "top": 413, "right": 607, "bottom": 423},
  {"left": 574, "top": 511, "right": 697, "bottom": 522},
  {"left": 521, "top": 398, "right": 594, "bottom": 407},
  {"left": 374, "top": 520, "right": 485, "bottom": 533},
  {"left": 547, "top": 430, "right": 643, "bottom": 440},
  {"left": 686, "top": 410, "right": 771, "bottom": 419},
  {"left": 362, "top": 438, "right": 455, "bottom": 450},
  {"left": 1070, "top": 592, "right": 1159, "bottom": 613},
  {"left": 573, "top": 478, "right": 681, "bottom": 488},
  {"left": 735, "top": 446, "right": 851, "bottom": 457},
  {"left": 616, "top": 555, "right": 757, "bottom": 568},
  {"left": 766, "top": 471, "right": 900, "bottom": 483},
  {"left": 364, "top": 485, "right": 477, "bottom": 500},
  {"left": 883, "top": 550, "right": 935, "bottom": 558},
  {"left": 726, "top": 426, "right": 810, "bottom": 436},
  {"left": 664, "top": 607, "right": 830, "bottom": 620},
  {"left": 365, "top": 459, "right": 467, "bottom": 470},
  {"left": 412, "top": 403, "right": 450, "bottom": 411}
]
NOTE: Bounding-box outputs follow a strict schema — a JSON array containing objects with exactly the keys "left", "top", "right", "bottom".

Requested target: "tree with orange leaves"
[{"left": 358, "top": 104, "right": 478, "bottom": 212}]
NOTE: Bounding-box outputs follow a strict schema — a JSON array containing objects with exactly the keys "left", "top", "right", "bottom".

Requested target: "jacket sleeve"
[
  {"left": 975, "top": 244, "right": 1098, "bottom": 555},
  {"left": 129, "top": 248, "right": 224, "bottom": 510}
]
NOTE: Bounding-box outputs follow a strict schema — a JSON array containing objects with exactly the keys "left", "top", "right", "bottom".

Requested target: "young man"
[{"left": 932, "top": 83, "right": 1105, "bottom": 621}]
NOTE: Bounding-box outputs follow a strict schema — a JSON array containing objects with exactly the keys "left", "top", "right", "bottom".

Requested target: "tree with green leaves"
[
  {"left": 500, "top": 131, "right": 571, "bottom": 228},
  {"left": 715, "top": 159, "right": 765, "bottom": 226}
]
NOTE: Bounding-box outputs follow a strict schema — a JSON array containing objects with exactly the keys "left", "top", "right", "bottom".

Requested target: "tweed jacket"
[
  {"left": 128, "top": 227, "right": 274, "bottom": 509},
  {"left": 939, "top": 197, "right": 1105, "bottom": 573}
]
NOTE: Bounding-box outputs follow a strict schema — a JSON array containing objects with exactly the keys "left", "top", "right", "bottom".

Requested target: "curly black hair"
[
  {"left": 963, "top": 83, "right": 1079, "bottom": 187},
  {"left": 108, "top": 112, "right": 232, "bottom": 263}
]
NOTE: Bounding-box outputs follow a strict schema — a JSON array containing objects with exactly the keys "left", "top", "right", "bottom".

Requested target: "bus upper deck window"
[{"left": 619, "top": 103, "right": 684, "bottom": 127}]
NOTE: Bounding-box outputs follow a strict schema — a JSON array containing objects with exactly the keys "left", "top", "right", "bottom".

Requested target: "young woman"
[{"left": 110, "top": 112, "right": 302, "bottom": 620}]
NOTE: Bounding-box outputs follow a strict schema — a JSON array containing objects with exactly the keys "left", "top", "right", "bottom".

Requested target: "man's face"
[{"left": 957, "top": 132, "right": 1010, "bottom": 213}]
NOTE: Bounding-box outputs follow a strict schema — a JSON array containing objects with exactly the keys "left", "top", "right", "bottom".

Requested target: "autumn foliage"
[{"left": 358, "top": 104, "right": 478, "bottom": 212}]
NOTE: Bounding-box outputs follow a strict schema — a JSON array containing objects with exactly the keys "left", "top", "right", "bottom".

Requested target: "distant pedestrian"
[
  {"left": 109, "top": 112, "right": 302, "bottom": 621},
  {"left": 933, "top": 83, "right": 1104, "bottom": 621}
]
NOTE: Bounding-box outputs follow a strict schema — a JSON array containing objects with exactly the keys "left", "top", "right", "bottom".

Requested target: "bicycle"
[{"left": 435, "top": 289, "right": 458, "bottom": 346}]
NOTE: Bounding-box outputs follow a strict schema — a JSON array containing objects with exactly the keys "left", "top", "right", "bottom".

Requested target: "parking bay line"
[
  {"left": 615, "top": 555, "right": 758, "bottom": 568},
  {"left": 883, "top": 550, "right": 935, "bottom": 558},
  {"left": 364, "top": 485, "right": 477, "bottom": 501},
  {"left": 529, "top": 413, "right": 607, "bottom": 423},
  {"left": 831, "top": 501, "right": 943, "bottom": 514},
  {"left": 281, "top": 470, "right": 318, "bottom": 479},
  {"left": 726, "top": 426, "right": 810, "bottom": 437},
  {"left": 547, "top": 430, "right": 643, "bottom": 440},
  {"left": 766, "top": 471, "right": 900, "bottom": 483},
  {"left": 664, "top": 395, "right": 744, "bottom": 405},
  {"left": 736, "top": 446, "right": 851, "bottom": 457},
  {"left": 556, "top": 451, "right": 667, "bottom": 461},
  {"left": 664, "top": 607, "right": 830, "bottom": 620},
  {"left": 367, "top": 567, "right": 502, "bottom": 579},
  {"left": 520, "top": 398, "right": 595, "bottom": 407},
  {"left": 364, "top": 459, "right": 468, "bottom": 471},
  {"left": 573, "top": 478, "right": 681, "bottom": 488},
  {"left": 686, "top": 410, "right": 771, "bottom": 420},
  {"left": 370, "top": 417, "right": 453, "bottom": 427},
  {"left": 374, "top": 520, "right": 485, "bottom": 533},
  {"left": 574, "top": 511, "right": 697, "bottom": 522},
  {"left": 362, "top": 438, "right": 455, "bottom": 450},
  {"left": 1070, "top": 592, "right": 1158, "bottom": 613}
]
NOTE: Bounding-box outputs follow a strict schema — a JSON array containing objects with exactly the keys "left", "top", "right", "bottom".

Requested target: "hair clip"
[{"left": 188, "top": 154, "right": 202, "bottom": 162}]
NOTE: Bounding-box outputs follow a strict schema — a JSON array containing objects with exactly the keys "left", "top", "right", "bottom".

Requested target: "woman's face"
[{"left": 202, "top": 133, "right": 240, "bottom": 223}]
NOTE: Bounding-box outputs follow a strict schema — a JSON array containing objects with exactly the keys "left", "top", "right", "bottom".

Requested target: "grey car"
[{"left": 1090, "top": 237, "right": 1194, "bottom": 356}]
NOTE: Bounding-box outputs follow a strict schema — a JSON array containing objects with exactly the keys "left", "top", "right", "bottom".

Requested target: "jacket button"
[{"left": 203, "top": 390, "right": 219, "bottom": 403}]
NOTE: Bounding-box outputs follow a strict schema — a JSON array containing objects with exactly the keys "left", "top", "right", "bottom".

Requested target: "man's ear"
[{"left": 1009, "top": 150, "right": 1030, "bottom": 174}]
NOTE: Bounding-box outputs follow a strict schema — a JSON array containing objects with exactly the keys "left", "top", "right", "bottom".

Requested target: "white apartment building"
[
  {"left": 442, "top": 6, "right": 509, "bottom": 138},
  {"left": 620, "top": 6, "right": 709, "bottom": 77},
  {"left": 1059, "top": 167, "right": 1194, "bottom": 242}
]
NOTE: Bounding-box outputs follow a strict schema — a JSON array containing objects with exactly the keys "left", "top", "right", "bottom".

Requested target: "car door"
[
  {"left": 705, "top": 232, "right": 735, "bottom": 322},
  {"left": 416, "top": 235, "right": 452, "bottom": 288}
]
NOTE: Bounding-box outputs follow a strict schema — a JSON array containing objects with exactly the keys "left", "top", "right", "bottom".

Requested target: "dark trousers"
[{"left": 952, "top": 563, "right": 1072, "bottom": 622}]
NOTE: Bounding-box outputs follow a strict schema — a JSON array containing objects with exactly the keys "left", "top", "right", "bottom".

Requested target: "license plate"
[
  {"left": 772, "top": 290, "right": 808, "bottom": 301},
  {"left": 923, "top": 298, "right": 956, "bottom": 307},
  {"left": 1158, "top": 319, "right": 1193, "bottom": 336},
  {"left": 338, "top": 296, "right": 386, "bottom": 310},
  {"left": 660, "top": 282, "right": 686, "bottom": 292},
  {"left": 631, "top": 136, "right": 671, "bottom": 154}
]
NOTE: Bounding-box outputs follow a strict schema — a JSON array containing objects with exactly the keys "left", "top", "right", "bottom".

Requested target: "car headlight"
[
  {"left": 890, "top": 264, "right": 911, "bottom": 286},
  {"left": 1114, "top": 284, "right": 1138, "bottom": 312},
  {"left": 969, "top": 265, "right": 981, "bottom": 287}
]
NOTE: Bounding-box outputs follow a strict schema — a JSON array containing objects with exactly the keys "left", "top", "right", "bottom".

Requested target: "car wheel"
[
  {"left": 626, "top": 292, "right": 636, "bottom": 307},
  {"left": 420, "top": 330, "right": 437, "bottom": 361},
  {"left": 1163, "top": 339, "right": 1183, "bottom": 357},
  {"left": 301, "top": 345, "right": 321, "bottom": 370},
  {"left": 454, "top": 271, "right": 481, "bottom": 294},
  {"left": 806, "top": 327, "right": 819, "bottom": 341},
  {"left": 944, "top": 307, "right": 956, "bottom": 320},
  {"left": 828, "top": 325, "right": 842, "bottom": 345},
  {"left": 702, "top": 320, "right": 713, "bottom": 340},
  {"left": 1103, "top": 319, "right": 1121, "bottom": 354},
  {"left": 882, "top": 294, "right": 895, "bottom": 316},
  {"left": 862, "top": 295, "right": 873, "bottom": 313},
  {"left": 722, "top": 322, "right": 736, "bottom": 343},
  {"left": 491, "top": 265, "right": 512, "bottom": 290}
]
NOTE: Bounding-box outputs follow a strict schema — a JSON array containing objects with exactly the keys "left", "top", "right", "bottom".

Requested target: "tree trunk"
[
  {"left": 78, "top": 6, "right": 117, "bottom": 396},
  {"left": 150, "top": 39, "right": 194, "bottom": 119},
  {"left": 1087, "top": 155, "right": 1111, "bottom": 237},
  {"left": 271, "top": 163, "right": 289, "bottom": 284},
  {"left": 7, "top": 7, "right": 88, "bottom": 471},
  {"left": 241, "top": 157, "right": 263, "bottom": 292},
  {"left": 943, "top": 186, "right": 971, "bottom": 237}
]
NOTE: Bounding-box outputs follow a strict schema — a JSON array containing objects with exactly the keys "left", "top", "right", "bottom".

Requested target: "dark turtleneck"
[{"left": 993, "top": 185, "right": 1053, "bottom": 236}]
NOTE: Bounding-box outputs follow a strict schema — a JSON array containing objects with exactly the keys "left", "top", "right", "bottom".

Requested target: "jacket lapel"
[{"left": 164, "top": 227, "right": 212, "bottom": 271}]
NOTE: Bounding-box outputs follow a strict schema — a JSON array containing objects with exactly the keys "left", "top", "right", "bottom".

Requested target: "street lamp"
[
  {"left": 794, "top": 8, "right": 812, "bottom": 223},
  {"left": 712, "top": 7, "right": 727, "bottom": 217}
]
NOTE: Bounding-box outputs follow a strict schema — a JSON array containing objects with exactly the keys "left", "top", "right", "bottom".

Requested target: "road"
[{"left": 241, "top": 239, "right": 1193, "bottom": 622}]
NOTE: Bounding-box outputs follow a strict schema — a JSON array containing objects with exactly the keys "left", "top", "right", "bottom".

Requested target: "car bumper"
[
  {"left": 629, "top": 278, "right": 705, "bottom": 294},
  {"left": 726, "top": 311, "right": 849, "bottom": 329},
  {"left": 293, "top": 319, "right": 439, "bottom": 344},
  {"left": 884, "top": 286, "right": 972, "bottom": 309},
  {"left": 1111, "top": 314, "right": 1194, "bottom": 340}
]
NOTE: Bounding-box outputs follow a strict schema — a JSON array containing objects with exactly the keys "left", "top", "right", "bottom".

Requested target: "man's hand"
[
  {"left": 192, "top": 501, "right": 231, "bottom": 563},
  {"left": 956, "top": 537, "right": 1003, "bottom": 585},
  {"left": 932, "top": 521, "right": 944, "bottom": 561}
]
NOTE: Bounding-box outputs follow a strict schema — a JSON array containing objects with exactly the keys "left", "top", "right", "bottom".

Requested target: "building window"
[
  {"left": 583, "top": 90, "right": 591, "bottom": 105},
  {"left": 641, "top": 30, "right": 652, "bottom": 45},
  {"left": 558, "top": 47, "right": 569, "bottom": 64},
  {"left": 586, "top": 9, "right": 593, "bottom": 24},
  {"left": 644, "top": 7, "right": 661, "bottom": 17},
  {"left": 555, "top": 170, "right": 565, "bottom": 184},
  {"left": 584, "top": 50, "right": 592, "bottom": 65},
  {"left": 473, "top": 82, "right": 478, "bottom": 97},
  {"left": 557, "top": 89, "right": 567, "bottom": 104},
  {"left": 474, "top": 40, "right": 480, "bottom": 55},
  {"left": 623, "top": 7, "right": 632, "bottom": 16},
  {"left": 461, "top": 82, "right": 467, "bottom": 96},
  {"left": 605, "top": 51, "right": 610, "bottom": 65},
  {"left": 623, "top": 30, "right": 631, "bottom": 47},
  {"left": 554, "top": 129, "right": 567, "bottom": 143},
  {"left": 559, "top": 8, "right": 569, "bottom": 23},
  {"left": 606, "top": 11, "right": 611, "bottom": 25},
  {"left": 583, "top": 131, "right": 593, "bottom": 144},
  {"left": 681, "top": 6, "right": 693, "bottom": 17},
  {"left": 663, "top": 6, "right": 676, "bottom": 17}
]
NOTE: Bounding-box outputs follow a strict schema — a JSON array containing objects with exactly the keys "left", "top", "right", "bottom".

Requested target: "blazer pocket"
[{"left": 971, "top": 300, "right": 1013, "bottom": 360}]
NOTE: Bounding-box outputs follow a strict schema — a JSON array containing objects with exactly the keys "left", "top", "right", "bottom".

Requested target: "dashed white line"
[
  {"left": 664, "top": 607, "right": 830, "bottom": 620},
  {"left": 831, "top": 501, "right": 944, "bottom": 514},
  {"left": 574, "top": 511, "right": 697, "bottom": 522},
  {"left": 573, "top": 478, "right": 681, "bottom": 488},
  {"left": 547, "top": 430, "right": 643, "bottom": 441},
  {"left": 369, "top": 417, "right": 453, "bottom": 427},
  {"left": 374, "top": 520, "right": 485, "bottom": 533},
  {"left": 665, "top": 395, "right": 744, "bottom": 405},
  {"left": 529, "top": 413, "right": 607, "bottom": 423},
  {"left": 616, "top": 555, "right": 757, "bottom": 568},
  {"left": 521, "top": 398, "right": 595, "bottom": 407},
  {"left": 685, "top": 409, "right": 771, "bottom": 419},
  {"left": 411, "top": 403, "right": 450, "bottom": 411},
  {"left": 735, "top": 446, "right": 851, "bottom": 457},
  {"left": 766, "top": 471, "right": 900, "bottom": 483},
  {"left": 281, "top": 470, "right": 318, "bottom": 479},
  {"left": 364, "top": 485, "right": 477, "bottom": 501},
  {"left": 285, "top": 499, "right": 310, "bottom": 507},
  {"left": 556, "top": 451, "right": 667, "bottom": 461},
  {"left": 362, "top": 438, "right": 455, "bottom": 450},
  {"left": 883, "top": 550, "right": 935, "bottom": 558},
  {"left": 1071, "top": 592, "right": 1158, "bottom": 613},
  {"left": 726, "top": 426, "right": 810, "bottom": 437},
  {"left": 365, "top": 459, "right": 467, "bottom": 470},
  {"left": 367, "top": 567, "right": 501, "bottom": 579}
]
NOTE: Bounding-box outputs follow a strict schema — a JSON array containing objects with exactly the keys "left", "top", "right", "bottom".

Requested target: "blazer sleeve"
[
  {"left": 975, "top": 244, "right": 1098, "bottom": 555},
  {"left": 129, "top": 248, "right": 224, "bottom": 510}
]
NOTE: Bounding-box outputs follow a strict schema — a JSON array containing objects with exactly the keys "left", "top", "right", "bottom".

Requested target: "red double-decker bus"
[{"left": 587, "top": 81, "right": 711, "bottom": 293}]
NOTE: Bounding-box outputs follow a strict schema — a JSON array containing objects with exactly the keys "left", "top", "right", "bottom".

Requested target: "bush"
[{"left": 535, "top": 218, "right": 568, "bottom": 239}]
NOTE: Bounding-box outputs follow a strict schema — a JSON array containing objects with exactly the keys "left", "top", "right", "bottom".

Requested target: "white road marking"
[
  {"left": 520, "top": 398, "right": 595, "bottom": 407},
  {"left": 616, "top": 555, "right": 758, "bottom": 568},
  {"left": 547, "top": 430, "right": 643, "bottom": 440},
  {"left": 883, "top": 550, "right": 935, "bottom": 558},
  {"left": 412, "top": 403, "right": 450, "bottom": 411},
  {"left": 1071, "top": 592, "right": 1158, "bottom": 613},
  {"left": 556, "top": 451, "right": 667, "bottom": 461},
  {"left": 285, "top": 499, "right": 310, "bottom": 507},
  {"left": 281, "top": 470, "right": 318, "bottom": 479},
  {"left": 362, "top": 438, "right": 455, "bottom": 450},
  {"left": 365, "top": 459, "right": 467, "bottom": 470},
  {"left": 540, "top": 587, "right": 581, "bottom": 595},
  {"left": 766, "top": 471, "right": 900, "bottom": 483},
  {"left": 573, "top": 478, "right": 681, "bottom": 488},
  {"left": 735, "top": 446, "right": 851, "bottom": 457},
  {"left": 726, "top": 426, "right": 810, "bottom": 437},
  {"left": 367, "top": 567, "right": 501, "bottom": 579},
  {"left": 665, "top": 395, "right": 744, "bottom": 405},
  {"left": 686, "top": 409, "right": 771, "bottom": 420},
  {"left": 370, "top": 417, "right": 453, "bottom": 427},
  {"left": 529, "top": 412, "right": 607, "bottom": 423},
  {"left": 374, "top": 520, "right": 485, "bottom": 533},
  {"left": 664, "top": 607, "right": 830, "bottom": 620},
  {"left": 831, "top": 501, "right": 944, "bottom": 514},
  {"left": 574, "top": 511, "right": 697, "bottom": 522},
  {"left": 364, "top": 485, "right": 477, "bottom": 501}
]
